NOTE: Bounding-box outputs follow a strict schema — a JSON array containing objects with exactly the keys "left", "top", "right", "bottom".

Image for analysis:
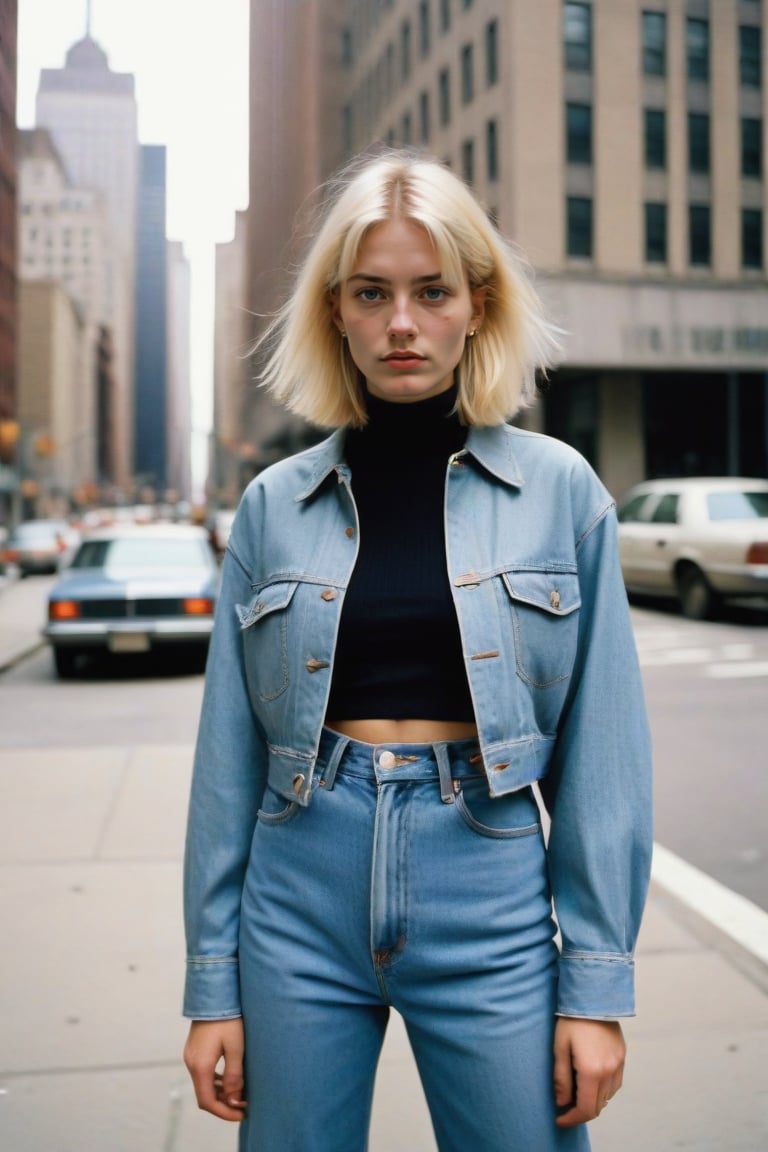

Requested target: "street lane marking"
[
  {"left": 639, "top": 647, "right": 714, "bottom": 666},
  {"left": 706, "top": 661, "right": 768, "bottom": 679},
  {"left": 652, "top": 842, "right": 768, "bottom": 966}
]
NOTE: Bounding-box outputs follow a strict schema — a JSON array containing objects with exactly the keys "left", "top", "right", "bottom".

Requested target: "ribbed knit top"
[{"left": 325, "top": 383, "right": 476, "bottom": 722}]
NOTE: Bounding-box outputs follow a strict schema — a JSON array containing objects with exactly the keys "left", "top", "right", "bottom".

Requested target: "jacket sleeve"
[
  {"left": 182, "top": 535, "right": 268, "bottom": 1019},
  {"left": 539, "top": 493, "right": 653, "bottom": 1019}
]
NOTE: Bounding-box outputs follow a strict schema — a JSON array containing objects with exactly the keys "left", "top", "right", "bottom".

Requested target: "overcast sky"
[{"left": 16, "top": 0, "right": 250, "bottom": 494}]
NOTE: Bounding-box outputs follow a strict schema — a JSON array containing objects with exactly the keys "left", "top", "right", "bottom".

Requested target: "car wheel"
[
  {"left": 53, "top": 648, "right": 80, "bottom": 679},
  {"left": 676, "top": 565, "right": 718, "bottom": 621}
]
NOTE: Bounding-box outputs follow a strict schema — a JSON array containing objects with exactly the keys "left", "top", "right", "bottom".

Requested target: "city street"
[{"left": 1, "top": 575, "right": 767, "bottom": 1150}]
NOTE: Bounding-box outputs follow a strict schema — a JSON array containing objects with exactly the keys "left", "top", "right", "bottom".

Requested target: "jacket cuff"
[
  {"left": 556, "top": 953, "right": 636, "bottom": 1018},
  {"left": 183, "top": 957, "right": 242, "bottom": 1020}
]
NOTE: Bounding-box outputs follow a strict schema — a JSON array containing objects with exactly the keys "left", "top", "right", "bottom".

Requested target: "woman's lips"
[{"left": 383, "top": 353, "right": 425, "bottom": 369}]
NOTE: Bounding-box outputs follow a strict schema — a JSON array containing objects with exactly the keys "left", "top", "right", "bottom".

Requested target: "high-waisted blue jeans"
[{"left": 237, "top": 728, "right": 590, "bottom": 1152}]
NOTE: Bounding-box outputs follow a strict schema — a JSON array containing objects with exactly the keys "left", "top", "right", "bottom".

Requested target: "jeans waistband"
[{"left": 317, "top": 726, "right": 484, "bottom": 804}]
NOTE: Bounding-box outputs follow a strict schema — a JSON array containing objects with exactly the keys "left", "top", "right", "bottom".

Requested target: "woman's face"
[{"left": 332, "top": 218, "right": 486, "bottom": 404}]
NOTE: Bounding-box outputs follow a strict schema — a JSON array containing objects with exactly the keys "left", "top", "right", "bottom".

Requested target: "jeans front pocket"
[
  {"left": 257, "top": 783, "right": 301, "bottom": 826},
  {"left": 454, "top": 778, "right": 541, "bottom": 840}
]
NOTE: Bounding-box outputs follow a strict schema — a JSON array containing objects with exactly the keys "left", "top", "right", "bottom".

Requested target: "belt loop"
[
  {"left": 434, "top": 743, "right": 455, "bottom": 805},
  {"left": 319, "top": 732, "right": 350, "bottom": 791}
]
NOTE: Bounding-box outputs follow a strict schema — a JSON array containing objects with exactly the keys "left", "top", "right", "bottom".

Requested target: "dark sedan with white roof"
[{"left": 44, "top": 524, "right": 220, "bottom": 678}]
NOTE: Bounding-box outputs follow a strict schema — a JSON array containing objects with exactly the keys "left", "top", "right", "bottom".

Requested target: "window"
[
  {"left": 462, "top": 0, "right": 474, "bottom": 8},
  {"left": 438, "top": 67, "right": 451, "bottom": 126},
  {"left": 689, "top": 204, "right": 711, "bottom": 265},
  {"left": 739, "top": 25, "right": 762, "bottom": 88},
  {"left": 688, "top": 113, "right": 710, "bottom": 173},
  {"left": 567, "top": 196, "right": 593, "bottom": 257},
  {"left": 401, "top": 20, "right": 412, "bottom": 81},
  {"left": 566, "top": 103, "right": 593, "bottom": 164},
  {"left": 645, "top": 202, "right": 667, "bottom": 262},
  {"left": 686, "top": 18, "right": 709, "bottom": 82},
  {"left": 742, "top": 208, "right": 763, "bottom": 268},
  {"left": 419, "top": 1, "right": 431, "bottom": 57},
  {"left": 419, "top": 90, "right": 431, "bottom": 143},
  {"left": 401, "top": 111, "right": 412, "bottom": 146},
  {"left": 440, "top": 0, "right": 451, "bottom": 33},
  {"left": 650, "top": 493, "right": 679, "bottom": 524},
  {"left": 644, "top": 108, "right": 666, "bottom": 168},
  {"left": 741, "top": 118, "right": 762, "bottom": 178},
  {"left": 564, "top": 3, "right": 592, "bottom": 71},
  {"left": 461, "top": 43, "right": 474, "bottom": 103},
  {"left": 486, "top": 118, "right": 499, "bottom": 182},
  {"left": 461, "top": 138, "right": 475, "bottom": 186},
  {"left": 642, "top": 11, "right": 666, "bottom": 76},
  {"left": 341, "top": 26, "right": 353, "bottom": 68},
  {"left": 486, "top": 19, "right": 499, "bottom": 86}
]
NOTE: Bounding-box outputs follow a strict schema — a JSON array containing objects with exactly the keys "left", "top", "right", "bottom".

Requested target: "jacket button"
[
  {"left": 292, "top": 774, "right": 305, "bottom": 794},
  {"left": 344, "top": 526, "right": 354, "bottom": 538},
  {"left": 321, "top": 588, "right": 338, "bottom": 601}
]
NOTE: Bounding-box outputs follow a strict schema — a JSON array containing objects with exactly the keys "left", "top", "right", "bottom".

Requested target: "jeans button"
[{"left": 379, "top": 750, "right": 396, "bottom": 769}]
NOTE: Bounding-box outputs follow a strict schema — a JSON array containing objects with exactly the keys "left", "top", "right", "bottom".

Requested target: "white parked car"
[{"left": 616, "top": 477, "right": 768, "bottom": 619}]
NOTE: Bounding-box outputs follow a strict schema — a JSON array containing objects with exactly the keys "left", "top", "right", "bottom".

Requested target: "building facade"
[
  {"left": 16, "top": 128, "right": 111, "bottom": 498},
  {"left": 244, "top": 0, "right": 767, "bottom": 496},
  {"left": 166, "top": 238, "right": 192, "bottom": 505},
  {"left": 17, "top": 279, "right": 87, "bottom": 515},
  {"left": 134, "top": 144, "right": 168, "bottom": 498},
  {"left": 0, "top": 0, "right": 18, "bottom": 520},
  {"left": 36, "top": 33, "right": 139, "bottom": 494}
]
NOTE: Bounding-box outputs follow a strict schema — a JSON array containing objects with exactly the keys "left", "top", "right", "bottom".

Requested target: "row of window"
[
  {"left": 343, "top": 21, "right": 498, "bottom": 152},
  {"left": 565, "top": 2, "right": 762, "bottom": 88},
  {"left": 343, "top": 0, "right": 476, "bottom": 67},
  {"left": 377, "top": 111, "right": 499, "bottom": 186},
  {"left": 568, "top": 196, "right": 764, "bottom": 268},
  {"left": 566, "top": 103, "right": 764, "bottom": 180}
]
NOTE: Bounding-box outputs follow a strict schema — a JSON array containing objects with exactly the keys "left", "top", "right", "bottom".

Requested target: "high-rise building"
[
  {"left": 0, "top": 0, "right": 18, "bottom": 521},
  {"left": 36, "top": 30, "right": 138, "bottom": 493},
  {"left": 133, "top": 144, "right": 168, "bottom": 498},
  {"left": 243, "top": 0, "right": 346, "bottom": 472},
  {"left": 245, "top": 0, "right": 768, "bottom": 494},
  {"left": 17, "top": 128, "right": 111, "bottom": 497},
  {"left": 213, "top": 209, "right": 249, "bottom": 505},
  {"left": 166, "top": 238, "right": 192, "bottom": 504}
]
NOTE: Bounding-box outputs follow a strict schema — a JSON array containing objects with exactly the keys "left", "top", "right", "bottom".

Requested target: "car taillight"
[
  {"left": 183, "top": 597, "right": 214, "bottom": 615},
  {"left": 3, "top": 548, "right": 19, "bottom": 563},
  {"left": 49, "top": 600, "right": 81, "bottom": 620},
  {"left": 746, "top": 542, "right": 768, "bottom": 564}
]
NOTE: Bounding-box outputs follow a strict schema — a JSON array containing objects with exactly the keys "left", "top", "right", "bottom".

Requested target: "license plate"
[{"left": 108, "top": 633, "right": 150, "bottom": 653}]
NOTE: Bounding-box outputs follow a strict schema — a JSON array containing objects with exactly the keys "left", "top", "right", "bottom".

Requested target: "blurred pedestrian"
[{"left": 182, "top": 149, "right": 653, "bottom": 1151}]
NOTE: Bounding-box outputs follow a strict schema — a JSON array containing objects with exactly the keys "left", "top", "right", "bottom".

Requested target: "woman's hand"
[
  {"left": 553, "top": 1017, "right": 625, "bottom": 1127},
  {"left": 183, "top": 1018, "right": 248, "bottom": 1121}
]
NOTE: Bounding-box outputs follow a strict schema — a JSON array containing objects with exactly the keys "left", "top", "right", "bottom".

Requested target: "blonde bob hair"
[{"left": 257, "top": 149, "right": 560, "bottom": 428}]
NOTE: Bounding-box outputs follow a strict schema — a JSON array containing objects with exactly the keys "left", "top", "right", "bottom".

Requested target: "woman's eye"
[
  {"left": 356, "top": 287, "right": 384, "bottom": 302},
  {"left": 423, "top": 286, "right": 448, "bottom": 301}
]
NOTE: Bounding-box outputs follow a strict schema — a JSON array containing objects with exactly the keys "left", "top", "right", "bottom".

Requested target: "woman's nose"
[{"left": 387, "top": 296, "right": 417, "bottom": 338}]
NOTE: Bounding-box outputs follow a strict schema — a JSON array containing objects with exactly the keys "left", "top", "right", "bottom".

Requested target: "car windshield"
[
  {"left": 706, "top": 491, "right": 768, "bottom": 521},
  {"left": 72, "top": 537, "right": 211, "bottom": 570}
]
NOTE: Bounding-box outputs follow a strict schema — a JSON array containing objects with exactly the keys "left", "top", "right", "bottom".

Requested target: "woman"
[{"left": 183, "top": 150, "right": 652, "bottom": 1151}]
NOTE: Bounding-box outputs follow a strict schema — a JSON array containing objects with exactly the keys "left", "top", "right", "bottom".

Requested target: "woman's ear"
[
  {"left": 469, "top": 285, "right": 488, "bottom": 332},
  {"left": 329, "top": 288, "right": 344, "bottom": 332}
]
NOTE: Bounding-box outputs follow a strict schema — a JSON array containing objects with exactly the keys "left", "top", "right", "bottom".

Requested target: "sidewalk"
[{"left": 1, "top": 576, "right": 767, "bottom": 1150}]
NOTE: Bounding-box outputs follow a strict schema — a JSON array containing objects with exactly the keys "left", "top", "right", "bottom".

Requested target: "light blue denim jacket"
[{"left": 184, "top": 423, "right": 653, "bottom": 1022}]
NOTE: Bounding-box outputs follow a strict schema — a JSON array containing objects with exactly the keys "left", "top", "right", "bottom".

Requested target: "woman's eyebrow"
[{"left": 346, "top": 272, "right": 443, "bottom": 285}]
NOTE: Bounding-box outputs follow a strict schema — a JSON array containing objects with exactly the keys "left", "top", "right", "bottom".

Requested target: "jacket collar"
[{"left": 294, "top": 423, "right": 525, "bottom": 502}]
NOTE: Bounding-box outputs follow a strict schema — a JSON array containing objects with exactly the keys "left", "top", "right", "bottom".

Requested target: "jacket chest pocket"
[
  {"left": 501, "top": 570, "right": 581, "bottom": 688},
  {"left": 237, "top": 581, "right": 299, "bottom": 701}
]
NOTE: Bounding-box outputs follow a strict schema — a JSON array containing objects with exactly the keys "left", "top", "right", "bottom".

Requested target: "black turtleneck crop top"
[{"left": 326, "top": 384, "right": 476, "bottom": 723}]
